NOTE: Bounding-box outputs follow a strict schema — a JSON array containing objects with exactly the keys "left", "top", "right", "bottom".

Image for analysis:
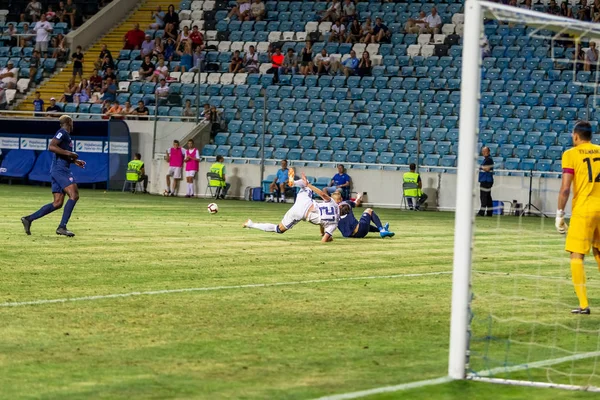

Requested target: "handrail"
[{"left": 0, "top": 109, "right": 199, "bottom": 121}]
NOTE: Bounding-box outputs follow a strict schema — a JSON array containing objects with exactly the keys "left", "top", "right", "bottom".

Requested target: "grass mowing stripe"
[{"left": 0, "top": 271, "right": 452, "bottom": 307}]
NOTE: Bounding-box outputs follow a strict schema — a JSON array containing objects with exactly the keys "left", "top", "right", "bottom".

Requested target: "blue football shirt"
[
  {"left": 50, "top": 128, "right": 73, "bottom": 173},
  {"left": 332, "top": 172, "right": 350, "bottom": 187},
  {"left": 337, "top": 200, "right": 358, "bottom": 237},
  {"left": 276, "top": 168, "right": 289, "bottom": 183}
]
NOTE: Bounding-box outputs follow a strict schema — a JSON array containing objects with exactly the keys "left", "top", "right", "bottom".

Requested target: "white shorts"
[
  {"left": 167, "top": 167, "right": 182, "bottom": 179},
  {"left": 186, "top": 170, "right": 197, "bottom": 178},
  {"left": 281, "top": 188, "right": 314, "bottom": 230}
]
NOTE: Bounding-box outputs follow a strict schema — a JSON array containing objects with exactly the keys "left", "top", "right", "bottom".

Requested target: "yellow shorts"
[{"left": 565, "top": 213, "right": 600, "bottom": 255}]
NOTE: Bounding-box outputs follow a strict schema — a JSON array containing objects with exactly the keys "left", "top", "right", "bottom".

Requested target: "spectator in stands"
[
  {"left": 405, "top": 11, "right": 427, "bottom": 34},
  {"left": 0, "top": 61, "right": 18, "bottom": 89},
  {"left": 282, "top": 48, "right": 298, "bottom": 75},
  {"left": 132, "top": 100, "right": 149, "bottom": 120},
  {"left": 403, "top": 163, "right": 428, "bottom": 211},
  {"left": 102, "top": 66, "right": 117, "bottom": 82},
  {"left": 481, "top": 35, "right": 491, "bottom": 58},
  {"left": 59, "top": 77, "right": 76, "bottom": 102},
  {"left": 314, "top": 48, "right": 338, "bottom": 75},
  {"left": 163, "top": 22, "right": 178, "bottom": 42},
  {"left": 46, "top": 5, "right": 58, "bottom": 22},
  {"left": 200, "top": 103, "right": 211, "bottom": 120},
  {"left": 124, "top": 23, "right": 145, "bottom": 50},
  {"left": 46, "top": 97, "right": 61, "bottom": 116},
  {"left": 101, "top": 99, "right": 110, "bottom": 116},
  {"left": 192, "top": 45, "right": 204, "bottom": 72},
  {"left": 100, "top": 54, "right": 115, "bottom": 71},
  {"left": 176, "top": 25, "right": 191, "bottom": 51},
  {"left": 244, "top": 45, "right": 259, "bottom": 73},
  {"left": 151, "top": 58, "right": 169, "bottom": 82},
  {"left": 141, "top": 34, "right": 155, "bottom": 58},
  {"left": 51, "top": 33, "right": 67, "bottom": 61},
  {"left": 63, "top": 0, "right": 77, "bottom": 28},
  {"left": 72, "top": 45, "right": 84, "bottom": 80},
  {"left": 268, "top": 47, "right": 285, "bottom": 82},
  {"left": 365, "top": 17, "right": 391, "bottom": 43},
  {"left": 209, "top": 155, "right": 230, "bottom": 199},
  {"left": 0, "top": 83, "right": 6, "bottom": 110},
  {"left": 56, "top": 1, "right": 65, "bottom": 21},
  {"left": 575, "top": 0, "right": 591, "bottom": 21},
  {"left": 89, "top": 69, "right": 102, "bottom": 91},
  {"left": 268, "top": 160, "right": 289, "bottom": 202},
  {"left": 175, "top": 42, "right": 193, "bottom": 72},
  {"left": 330, "top": 19, "right": 346, "bottom": 43},
  {"left": 19, "top": 23, "right": 34, "bottom": 48},
  {"left": 225, "top": 0, "right": 252, "bottom": 22},
  {"left": 106, "top": 100, "right": 123, "bottom": 118},
  {"left": 251, "top": 0, "right": 266, "bottom": 21},
  {"left": 73, "top": 79, "right": 90, "bottom": 104},
  {"left": 155, "top": 78, "right": 169, "bottom": 102},
  {"left": 101, "top": 77, "right": 117, "bottom": 102},
  {"left": 153, "top": 38, "right": 164, "bottom": 58},
  {"left": 559, "top": 1, "right": 574, "bottom": 17},
  {"left": 321, "top": 0, "right": 342, "bottom": 22},
  {"left": 342, "top": 50, "right": 359, "bottom": 77},
  {"left": 424, "top": 7, "right": 442, "bottom": 34},
  {"left": 346, "top": 19, "right": 361, "bottom": 43},
  {"left": 189, "top": 25, "right": 204, "bottom": 51},
  {"left": 210, "top": 106, "right": 223, "bottom": 138},
  {"left": 164, "top": 38, "right": 176, "bottom": 61},
  {"left": 33, "top": 91, "right": 44, "bottom": 117},
  {"left": 360, "top": 17, "right": 373, "bottom": 42},
  {"left": 29, "top": 50, "right": 41, "bottom": 87},
  {"left": 229, "top": 50, "right": 243, "bottom": 73},
  {"left": 163, "top": 4, "right": 179, "bottom": 31},
  {"left": 95, "top": 44, "right": 113, "bottom": 71},
  {"left": 357, "top": 51, "right": 372, "bottom": 76},
  {"left": 33, "top": 13, "right": 53, "bottom": 54},
  {"left": 575, "top": 43, "right": 586, "bottom": 72},
  {"left": 121, "top": 100, "right": 134, "bottom": 116},
  {"left": 341, "top": 0, "right": 356, "bottom": 23},
  {"left": 323, "top": 164, "right": 351, "bottom": 198},
  {"left": 520, "top": 0, "right": 533, "bottom": 10},
  {"left": 150, "top": 6, "right": 165, "bottom": 30},
  {"left": 4, "top": 23, "right": 17, "bottom": 47},
  {"left": 139, "top": 55, "right": 155, "bottom": 80},
  {"left": 546, "top": 0, "right": 560, "bottom": 15},
  {"left": 182, "top": 99, "right": 194, "bottom": 118},
  {"left": 586, "top": 41, "right": 599, "bottom": 71},
  {"left": 22, "top": 0, "right": 42, "bottom": 23},
  {"left": 593, "top": 0, "right": 600, "bottom": 21}
]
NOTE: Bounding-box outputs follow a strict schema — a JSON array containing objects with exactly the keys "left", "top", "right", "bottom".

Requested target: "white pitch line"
[
  {"left": 312, "top": 376, "right": 453, "bottom": 400},
  {"left": 0, "top": 271, "right": 452, "bottom": 308}
]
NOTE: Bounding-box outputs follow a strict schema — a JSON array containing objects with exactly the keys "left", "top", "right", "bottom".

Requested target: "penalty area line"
[{"left": 0, "top": 271, "right": 452, "bottom": 308}]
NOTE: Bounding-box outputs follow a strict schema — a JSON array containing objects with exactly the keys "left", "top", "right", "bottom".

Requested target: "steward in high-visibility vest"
[
  {"left": 402, "top": 163, "right": 428, "bottom": 210},
  {"left": 209, "top": 155, "right": 231, "bottom": 199},
  {"left": 126, "top": 153, "right": 148, "bottom": 193}
]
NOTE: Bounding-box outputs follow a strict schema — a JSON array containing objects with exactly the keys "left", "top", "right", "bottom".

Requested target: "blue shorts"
[
  {"left": 354, "top": 212, "right": 373, "bottom": 238},
  {"left": 51, "top": 170, "right": 75, "bottom": 193}
]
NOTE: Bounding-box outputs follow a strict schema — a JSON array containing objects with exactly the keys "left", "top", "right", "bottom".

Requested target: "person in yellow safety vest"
[
  {"left": 209, "top": 155, "right": 231, "bottom": 199},
  {"left": 126, "top": 153, "right": 148, "bottom": 193},
  {"left": 403, "top": 163, "right": 428, "bottom": 211}
]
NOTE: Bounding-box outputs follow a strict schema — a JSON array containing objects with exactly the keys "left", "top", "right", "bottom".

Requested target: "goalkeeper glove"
[{"left": 555, "top": 209, "right": 568, "bottom": 234}]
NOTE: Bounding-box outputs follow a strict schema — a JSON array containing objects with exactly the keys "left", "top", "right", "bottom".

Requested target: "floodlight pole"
[{"left": 448, "top": 0, "right": 481, "bottom": 381}]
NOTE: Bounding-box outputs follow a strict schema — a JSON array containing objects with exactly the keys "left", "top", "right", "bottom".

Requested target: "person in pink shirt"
[
  {"left": 165, "top": 139, "right": 185, "bottom": 196},
  {"left": 184, "top": 139, "right": 200, "bottom": 197}
]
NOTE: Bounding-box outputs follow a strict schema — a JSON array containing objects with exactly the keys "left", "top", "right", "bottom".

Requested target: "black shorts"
[{"left": 353, "top": 212, "right": 372, "bottom": 238}]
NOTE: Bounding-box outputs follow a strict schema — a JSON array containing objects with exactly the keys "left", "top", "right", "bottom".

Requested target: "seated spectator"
[
  {"left": 46, "top": 97, "right": 62, "bottom": 116},
  {"left": 89, "top": 69, "right": 103, "bottom": 91},
  {"left": 405, "top": 11, "right": 427, "bottom": 34},
  {"left": 341, "top": 0, "right": 356, "bottom": 23},
  {"left": 192, "top": 45, "right": 205, "bottom": 72},
  {"left": 164, "top": 38, "right": 176, "bottom": 61},
  {"left": 46, "top": 5, "right": 58, "bottom": 22},
  {"left": 141, "top": 34, "right": 155, "bottom": 58},
  {"left": 59, "top": 77, "right": 76, "bottom": 102},
  {"left": 342, "top": 50, "right": 359, "bottom": 77},
  {"left": 200, "top": 103, "right": 211, "bottom": 120},
  {"left": 33, "top": 91, "right": 44, "bottom": 116},
  {"left": 124, "top": 23, "right": 145, "bottom": 50},
  {"left": 321, "top": 0, "right": 342, "bottom": 22},
  {"left": 56, "top": 1, "right": 65, "bottom": 22},
  {"left": 314, "top": 48, "right": 339, "bottom": 75},
  {"left": 151, "top": 58, "right": 169, "bottom": 82},
  {"left": 95, "top": 43, "right": 113, "bottom": 71},
  {"left": 424, "top": 7, "right": 442, "bottom": 34},
  {"left": 546, "top": 0, "right": 560, "bottom": 15},
  {"left": 29, "top": 50, "right": 41, "bottom": 86},
  {"left": 21, "top": 0, "right": 42, "bottom": 23},
  {"left": 323, "top": 164, "right": 351, "bottom": 198},
  {"left": 139, "top": 55, "right": 155, "bottom": 80},
  {"left": 575, "top": 0, "right": 591, "bottom": 21},
  {"left": 4, "top": 23, "right": 17, "bottom": 47},
  {"left": 229, "top": 50, "right": 243, "bottom": 73},
  {"left": 593, "top": 0, "right": 600, "bottom": 21},
  {"left": 365, "top": 17, "right": 391, "bottom": 43},
  {"left": 360, "top": 17, "right": 373, "bottom": 43},
  {"left": 282, "top": 48, "right": 298, "bottom": 75},
  {"left": 182, "top": 99, "right": 195, "bottom": 118},
  {"left": 575, "top": 43, "right": 586, "bottom": 72},
  {"left": 209, "top": 106, "right": 223, "bottom": 140},
  {"left": 175, "top": 42, "right": 193, "bottom": 72},
  {"left": 268, "top": 159, "right": 289, "bottom": 202},
  {"left": 34, "top": 14, "right": 53, "bottom": 54},
  {"left": 267, "top": 47, "right": 285, "bottom": 82},
  {"left": 520, "top": 0, "right": 533, "bottom": 9},
  {"left": 51, "top": 33, "right": 67, "bottom": 61},
  {"left": 72, "top": 45, "right": 84, "bottom": 80},
  {"left": 357, "top": 51, "right": 372, "bottom": 76},
  {"left": 403, "top": 163, "right": 428, "bottom": 211},
  {"left": 150, "top": 6, "right": 165, "bottom": 29},
  {"left": 299, "top": 41, "right": 313, "bottom": 75},
  {"left": 586, "top": 41, "right": 599, "bottom": 71},
  {"left": 163, "top": 22, "right": 178, "bottom": 42},
  {"left": 176, "top": 26, "right": 191, "bottom": 51},
  {"left": 153, "top": 38, "right": 164, "bottom": 58},
  {"left": 19, "top": 23, "right": 35, "bottom": 48},
  {"left": 155, "top": 78, "right": 170, "bottom": 102},
  {"left": 244, "top": 45, "right": 259, "bottom": 73},
  {"left": 163, "top": 4, "right": 179, "bottom": 31},
  {"left": 225, "top": 0, "right": 252, "bottom": 22},
  {"left": 106, "top": 100, "right": 124, "bottom": 118},
  {"left": 100, "top": 54, "right": 115, "bottom": 71},
  {"left": 0, "top": 61, "right": 18, "bottom": 89},
  {"left": 74, "top": 78, "right": 90, "bottom": 104},
  {"left": 102, "top": 66, "right": 117, "bottom": 82},
  {"left": 132, "top": 100, "right": 149, "bottom": 120},
  {"left": 481, "top": 35, "right": 491, "bottom": 58},
  {"left": 62, "top": 0, "right": 77, "bottom": 28},
  {"left": 121, "top": 100, "right": 134, "bottom": 116},
  {"left": 251, "top": 0, "right": 266, "bottom": 20},
  {"left": 189, "top": 25, "right": 204, "bottom": 51},
  {"left": 346, "top": 19, "right": 362, "bottom": 43},
  {"left": 330, "top": 19, "right": 346, "bottom": 43},
  {"left": 101, "top": 99, "right": 111, "bottom": 116},
  {"left": 101, "top": 77, "right": 117, "bottom": 102}
]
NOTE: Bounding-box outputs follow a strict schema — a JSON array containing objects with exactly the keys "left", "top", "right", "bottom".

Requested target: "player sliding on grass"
[
  {"left": 556, "top": 120, "right": 600, "bottom": 315},
  {"left": 243, "top": 170, "right": 340, "bottom": 242},
  {"left": 332, "top": 192, "right": 395, "bottom": 239},
  {"left": 21, "top": 115, "right": 85, "bottom": 237}
]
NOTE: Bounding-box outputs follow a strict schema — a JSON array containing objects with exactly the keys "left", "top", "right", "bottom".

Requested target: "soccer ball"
[
  {"left": 163, "top": 190, "right": 169, "bottom": 196},
  {"left": 207, "top": 203, "right": 219, "bottom": 214}
]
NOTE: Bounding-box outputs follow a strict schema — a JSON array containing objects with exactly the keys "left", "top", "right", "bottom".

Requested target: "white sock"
[
  {"left": 281, "top": 195, "right": 285, "bottom": 201},
  {"left": 247, "top": 222, "right": 278, "bottom": 232},
  {"left": 293, "top": 179, "right": 306, "bottom": 188},
  {"left": 269, "top": 194, "right": 274, "bottom": 201},
  {"left": 188, "top": 183, "right": 194, "bottom": 195}
]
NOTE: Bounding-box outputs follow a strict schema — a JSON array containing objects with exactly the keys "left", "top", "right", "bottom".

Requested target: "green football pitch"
[{"left": 0, "top": 186, "right": 598, "bottom": 399}]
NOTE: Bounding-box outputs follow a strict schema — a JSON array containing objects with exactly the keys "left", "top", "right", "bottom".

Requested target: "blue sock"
[
  {"left": 370, "top": 211, "right": 383, "bottom": 230},
  {"left": 28, "top": 203, "right": 58, "bottom": 221},
  {"left": 59, "top": 199, "right": 77, "bottom": 229}
]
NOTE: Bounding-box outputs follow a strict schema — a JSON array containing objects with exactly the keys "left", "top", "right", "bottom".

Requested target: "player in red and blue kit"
[
  {"left": 333, "top": 192, "right": 395, "bottom": 239},
  {"left": 21, "top": 115, "right": 86, "bottom": 237}
]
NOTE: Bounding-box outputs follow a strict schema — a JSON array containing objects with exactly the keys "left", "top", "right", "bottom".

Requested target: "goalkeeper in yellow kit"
[{"left": 556, "top": 121, "right": 600, "bottom": 314}]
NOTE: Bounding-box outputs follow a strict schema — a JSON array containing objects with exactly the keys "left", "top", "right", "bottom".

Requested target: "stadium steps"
[{"left": 15, "top": 0, "right": 171, "bottom": 112}]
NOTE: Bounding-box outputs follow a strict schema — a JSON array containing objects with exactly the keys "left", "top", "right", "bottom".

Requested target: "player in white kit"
[{"left": 243, "top": 171, "right": 340, "bottom": 242}]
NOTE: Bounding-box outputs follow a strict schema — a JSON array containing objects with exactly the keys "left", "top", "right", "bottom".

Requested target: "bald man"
[{"left": 478, "top": 146, "right": 494, "bottom": 217}]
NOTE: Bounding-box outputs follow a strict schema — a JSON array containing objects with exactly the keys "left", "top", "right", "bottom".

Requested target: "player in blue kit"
[
  {"left": 21, "top": 115, "right": 86, "bottom": 237},
  {"left": 333, "top": 192, "right": 395, "bottom": 239}
]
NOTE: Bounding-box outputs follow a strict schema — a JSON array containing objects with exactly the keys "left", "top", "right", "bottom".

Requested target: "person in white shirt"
[
  {"left": 314, "top": 48, "right": 339, "bottom": 75},
  {"left": 21, "top": 0, "right": 42, "bottom": 22},
  {"left": 250, "top": 0, "right": 265, "bottom": 21},
  {"left": 155, "top": 79, "right": 170, "bottom": 101},
  {"left": 404, "top": 11, "right": 427, "bottom": 34},
  {"left": 244, "top": 45, "right": 259, "bottom": 73},
  {"left": 151, "top": 58, "right": 169, "bottom": 82},
  {"left": 330, "top": 19, "right": 346, "bottom": 43},
  {"left": 225, "top": 0, "right": 251, "bottom": 21},
  {"left": 0, "top": 61, "right": 18, "bottom": 89},
  {"left": 424, "top": 7, "right": 442, "bottom": 34},
  {"left": 34, "top": 13, "right": 53, "bottom": 53},
  {"left": 321, "top": 0, "right": 342, "bottom": 22}
]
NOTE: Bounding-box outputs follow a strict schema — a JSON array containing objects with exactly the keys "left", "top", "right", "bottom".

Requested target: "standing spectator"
[
  {"left": 229, "top": 50, "right": 243, "bottom": 73},
  {"left": 33, "top": 13, "right": 53, "bottom": 54},
  {"left": 72, "top": 45, "right": 84, "bottom": 80},
  {"left": 546, "top": 0, "right": 560, "bottom": 15},
  {"left": 342, "top": 50, "right": 359, "bottom": 77},
  {"left": 175, "top": 42, "right": 193, "bottom": 72},
  {"left": 321, "top": 0, "right": 342, "bottom": 22},
  {"left": 244, "top": 45, "right": 259, "bottom": 73},
  {"left": 323, "top": 164, "right": 351, "bottom": 199},
  {"left": 357, "top": 51, "right": 372, "bottom": 76},
  {"left": 341, "top": 0, "right": 356, "bottom": 23},
  {"left": 95, "top": 43, "right": 113, "bottom": 71},
  {"left": 176, "top": 25, "right": 191, "bottom": 51},
  {"left": 150, "top": 6, "right": 165, "bottom": 29},
  {"left": 164, "top": 38, "right": 176, "bottom": 61},
  {"left": 63, "top": 0, "right": 77, "bottom": 28},
  {"left": 123, "top": 23, "right": 145, "bottom": 50},
  {"left": 141, "top": 34, "right": 155, "bottom": 58},
  {"left": 560, "top": 1, "right": 574, "bottom": 17},
  {"left": 29, "top": 50, "right": 41, "bottom": 86},
  {"left": 0, "top": 61, "right": 18, "bottom": 89},
  {"left": 132, "top": 100, "right": 149, "bottom": 120},
  {"left": 586, "top": 41, "right": 599, "bottom": 71},
  {"left": 52, "top": 33, "right": 67, "bottom": 61},
  {"left": 365, "top": 17, "right": 391, "bottom": 43},
  {"left": 21, "top": 0, "right": 42, "bottom": 23},
  {"left": 101, "top": 77, "right": 117, "bottom": 102},
  {"left": 209, "top": 155, "right": 231, "bottom": 199},
  {"left": 346, "top": 19, "right": 362, "bottom": 43},
  {"left": 478, "top": 146, "right": 494, "bottom": 217},
  {"left": 403, "top": 163, "right": 428, "bottom": 211},
  {"left": 251, "top": 0, "right": 266, "bottom": 20},
  {"left": 267, "top": 47, "right": 285, "bottom": 82},
  {"left": 189, "top": 25, "right": 204, "bottom": 51},
  {"left": 165, "top": 140, "right": 186, "bottom": 196},
  {"left": 330, "top": 19, "right": 346, "bottom": 43},
  {"left": 46, "top": 97, "right": 62, "bottom": 116},
  {"left": 182, "top": 99, "right": 195, "bottom": 118},
  {"left": 282, "top": 48, "right": 298, "bottom": 75},
  {"left": 300, "top": 41, "right": 313, "bottom": 75},
  {"left": 151, "top": 58, "right": 169, "bottom": 82},
  {"left": 184, "top": 139, "right": 200, "bottom": 197},
  {"left": 89, "top": 69, "right": 102, "bottom": 91},
  {"left": 33, "top": 91, "right": 44, "bottom": 117},
  {"left": 155, "top": 78, "right": 170, "bottom": 103},
  {"left": 268, "top": 159, "right": 289, "bottom": 202},
  {"left": 424, "top": 7, "right": 442, "bottom": 34},
  {"left": 405, "top": 12, "right": 427, "bottom": 34},
  {"left": 4, "top": 23, "right": 17, "bottom": 47},
  {"left": 225, "top": 0, "right": 252, "bottom": 22},
  {"left": 163, "top": 4, "right": 179, "bottom": 31},
  {"left": 138, "top": 55, "right": 155, "bottom": 80}
]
